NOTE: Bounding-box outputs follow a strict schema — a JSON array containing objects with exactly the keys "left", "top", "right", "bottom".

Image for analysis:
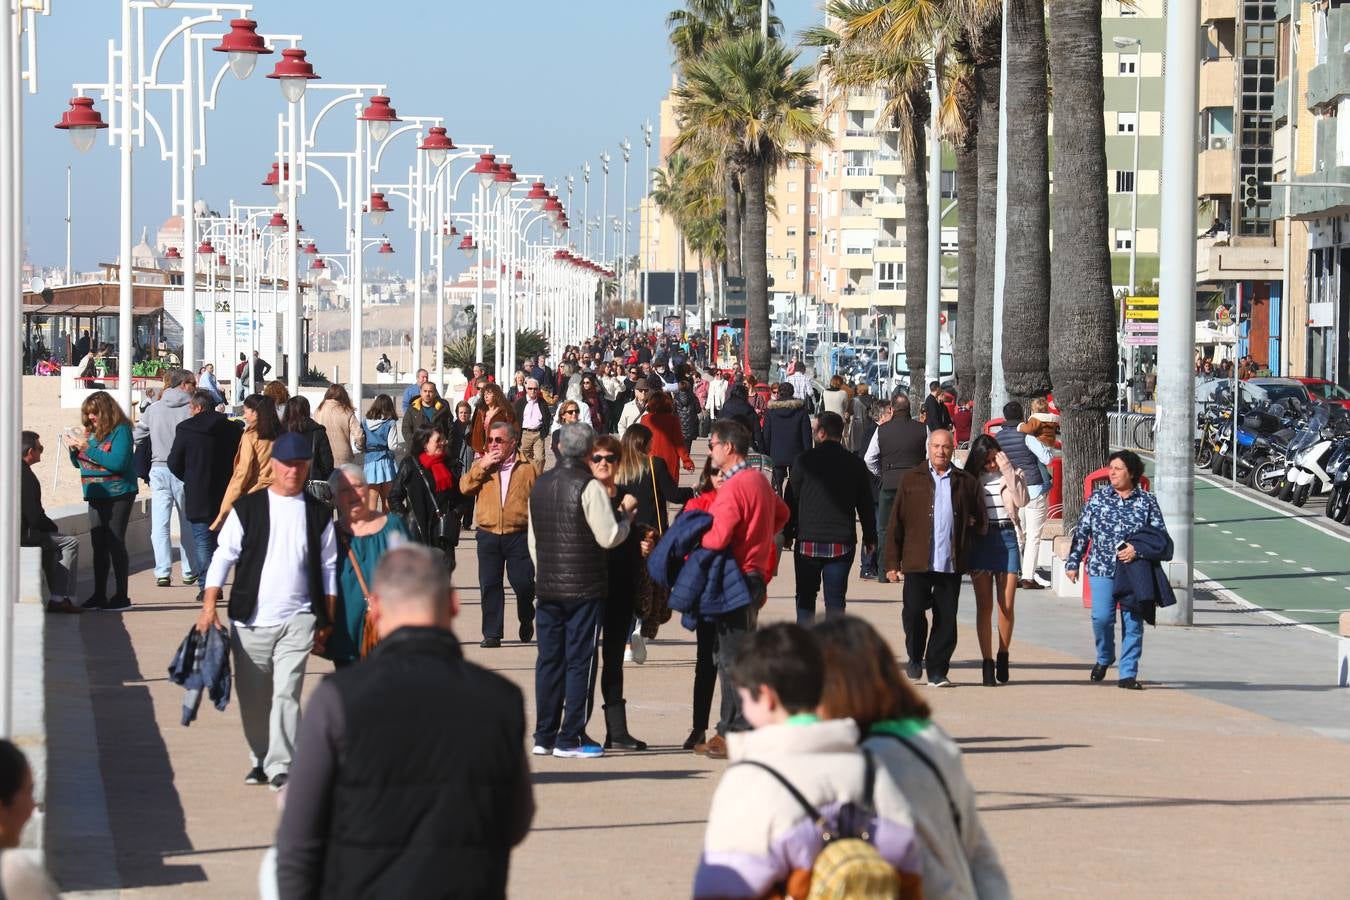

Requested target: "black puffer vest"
[
  {"left": 877, "top": 416, "right": 928, "bottom": 490},
  {"left": 996, "top": 421, "right": 1044, "bottom": 487},
  {"left": 529, "top": 459, "right": 607, "bottom": 603}
]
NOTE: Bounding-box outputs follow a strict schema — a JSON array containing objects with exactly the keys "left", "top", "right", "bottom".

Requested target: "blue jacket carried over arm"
[
  {"left": 647, "top": 510, "right": 756, "bottom": 630},
  {"left": 1112, "top": 524, "right": 1176, "bottom": 626},
  {"left": 168, "top": 624, "right": 232, "bottom": 725}
]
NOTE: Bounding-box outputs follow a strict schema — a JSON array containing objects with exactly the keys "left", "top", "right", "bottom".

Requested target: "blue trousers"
[
  {"left": 190, "top": 522, "right": 217, "bottom": 582},
  {"left": 533, "top": 598, "right": 601, "bottom": 751},
  {"left": 793, "top": 547, "right": 857, "bottom": 624},
  {"left": 149, "top": 466, "right": 198, "bottom": 580},
  {"left": 477, "top": 530, "right": 536, "bottom": 641},
  {"left": 1089, "top": 575, "right": 1144, "bottom": 679}
]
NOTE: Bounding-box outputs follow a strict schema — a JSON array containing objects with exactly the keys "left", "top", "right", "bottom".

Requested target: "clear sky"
[{"left": 22, "top": 0, "right": 821, "bottom": 277}]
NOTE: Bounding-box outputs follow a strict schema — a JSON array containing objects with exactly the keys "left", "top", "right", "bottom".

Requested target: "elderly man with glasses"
[
  {"left": 513, "top": 379, "right": 552, "bottom": 474},
  {"left": 461, "top": 421, "right": 539, "bottom": 648}
]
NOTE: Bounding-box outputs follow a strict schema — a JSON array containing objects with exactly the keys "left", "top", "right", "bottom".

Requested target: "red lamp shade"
[
  {"left": 367, "top": 191, "right": 393, "bottom": 226},
  {"left": 217, "top": 253, "right": 228, "bottom": 266},
  {"left": 358, "top": 95, "right": 400, "bottom": 142},
  {"left": 378, "top": 240, "right": 395, "bottom": 254},
  {"left": 458, "top": 234, "right": 477, "bottom": 259},
  {"left": 266, "top": 211, "right": 288, "bottom": 233},
  {"left": 54, "top": 97, "right": 108, "bottom": 153},
  {"left": 310, "top": 257, "right": 327, "bottom": 270},
  {"left": 262, "top": 162, "right": 290, "bottom": 199},
  {"left": 164, "top": 247, "right": 182, "bottom": 260},
  {"left": 514, "top": 269, "right": 524, "bottom": 280},
  {"left": 196, "top": 240, "right": 215, "bottom": 256},
  {"left": 212, "top": 19, "right": 272, "bottom": 79},
  {"left": 419, "top": 126, "right": 456, "bottom": 167},
  {"left": 543, "top": 196, "right": 563, "bottom": 220},
  {"left": 473, "top": 154, "right": 498, "bottom": 188},
  {"left": 526, "top": 180, "right": 549, "bottom": 211},
  {"left": 267, "top": 48, "right": 320, "bottom": 102},
  {"left": 302, "top": 242, "right": 318, "bottom": 255}
]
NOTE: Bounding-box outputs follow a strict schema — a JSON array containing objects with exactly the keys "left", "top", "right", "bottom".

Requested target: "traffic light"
[{"left": 1242, "top": 174, "right": 1259, "bottom": 209}]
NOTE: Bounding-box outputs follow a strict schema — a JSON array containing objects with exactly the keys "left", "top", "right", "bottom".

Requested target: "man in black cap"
[{"left": 199, "top": 430, "right": 338, "bottom": 792}]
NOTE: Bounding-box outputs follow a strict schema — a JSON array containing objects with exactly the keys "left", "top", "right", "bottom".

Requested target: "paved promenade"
[{"left": 42, "top": 474, "right": 1350, "bottom": 898}]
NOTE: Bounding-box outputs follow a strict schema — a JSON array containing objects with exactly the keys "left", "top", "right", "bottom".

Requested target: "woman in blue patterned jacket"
[{"left": 1064, "top": 450, "right": 1167, "bottom": 690}]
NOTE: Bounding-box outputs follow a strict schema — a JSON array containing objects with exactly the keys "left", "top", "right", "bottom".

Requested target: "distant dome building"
[{"left": 155, "top": 215, "right": 184, "bottom": 255}]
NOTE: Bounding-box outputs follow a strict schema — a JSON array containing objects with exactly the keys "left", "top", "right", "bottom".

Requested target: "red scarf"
[{"left": 419, "top": 452, "right": 455, "bottom": 492}]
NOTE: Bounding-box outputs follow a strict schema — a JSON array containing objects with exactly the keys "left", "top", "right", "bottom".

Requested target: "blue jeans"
[
  {"left": 1088, "top": 575, "right": 1144, "bottom": 679},
  {"left": 149, "top": 466, "right": 197, "bottom": 580},
  {"left": 794, "top": 547, "right": 857, "bottom": 624},
  {"left": 533, "top": 598, "right": 601, "bottom": 751},
  {"left": 190, "top": 522, "right": 218, "bottom": 583}
]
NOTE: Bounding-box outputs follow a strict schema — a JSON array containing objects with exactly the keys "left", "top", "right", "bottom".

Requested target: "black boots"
[
  {"left": 995, "top": 651, "right": 1010, "bottom": 684},
  {"left": 982, "top": 659, "right": 997, "bottom": 686},
  {"left": 603, "top": 701, "right": 648, "bottom": 751}
]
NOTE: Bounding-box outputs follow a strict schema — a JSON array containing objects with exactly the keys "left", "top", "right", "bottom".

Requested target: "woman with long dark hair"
[
  {"left": 813, "top": 616, "right": 1010, "bottom": 897},
  {"left": 315, "top": 383, "right": 364, "bottom": 468},
  {"left": 361, "top": 394, "right": 400, "bottom": 511},
  {"left": 469, "top": 382, "right": 515, "bottom": 455},
  {"left": 389, "top": 426, "right": 461, "bottom": 567},
  {"left": 213, "top": 394, "right": 280, "bottom": 528},
  {"left": 587, "top": 433, "right": 647, "bottom": 750},
  {"left": 673, "top": 377, "right": 702, "bottom": 454},
  {"left": 66, "top": 390, "right": 137, "bottom": 610},
  {"left": 963, "top": 434, "right": 1028, "bottom": 686},
  {"left": 282, "top": 395, "right": 335, "bottom": 484}
]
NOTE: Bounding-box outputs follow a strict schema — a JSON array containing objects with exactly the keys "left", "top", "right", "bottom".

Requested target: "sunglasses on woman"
[{"left": 591, "top": 453, "right": 618, "bottom": 464}]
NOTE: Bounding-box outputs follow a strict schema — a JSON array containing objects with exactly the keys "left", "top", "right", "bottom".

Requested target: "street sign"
[
  {"left": 1124, "top": 321, "right": 1160, "bottom": 333},
  {"left": 1123, "top": 334, "right": 1159, "bottom": 346},
  {"left": 1125, "top": 295, "right": 1159, "bottom": 321}
]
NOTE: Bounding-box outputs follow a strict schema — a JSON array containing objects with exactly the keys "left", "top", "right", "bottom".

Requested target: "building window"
[
  {"left": 788, "top": 182, "right": 798, "bottom": 192},
  {"left": 876, "top": 262, "right": 904, "bottom": 290},
  {"left": 808, "top": 227, "right": 818, "bottom": 237},
  {"left": 1115, "top": 170, "right": 1135, "bottom": 193},
  {"left": 767, "top": 226, "right": 775, "bottom": 238},
  {"left": 1237, "top": 0, "right": 1277, "bottom": 236},
  {"left": 939, "top": 170, "right": 957, "bottom": 199},
  {"left": 787, "top": 203, "right": 799, "bottom": 215},
  {"left": 787, "top": 227, "right": 798, "bottom": 237},
  {"left": 1116, "top": 112, "right": 1137, "bottom": 134},
  {"left": 1119, "top": 58, "right": 1136, "bottom": 75},
  {"left": 1114, "top": 229, "right": 1133, "bottom": 250}
]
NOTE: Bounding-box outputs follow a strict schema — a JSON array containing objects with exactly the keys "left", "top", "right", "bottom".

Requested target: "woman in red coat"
[{"left": 638, "top": 388, "right": 694, "bottom": 478}]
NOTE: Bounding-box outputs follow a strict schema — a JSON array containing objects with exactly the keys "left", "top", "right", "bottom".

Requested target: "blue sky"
[{"left": 23, "top": 0, "right": 821, "bottom": 276}]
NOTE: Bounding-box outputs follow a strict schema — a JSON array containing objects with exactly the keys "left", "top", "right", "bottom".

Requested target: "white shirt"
[{"left": 206, "top": 490, "right": 338, "bottom": 627}]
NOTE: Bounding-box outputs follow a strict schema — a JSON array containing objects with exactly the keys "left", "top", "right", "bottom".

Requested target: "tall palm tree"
[
  {"left": 673, "top": 33, "right": 828, "bottom": 378},
  {"left": 1000, "top": 0, "right": 1052, "bottom": 405},
  {"left": 971, "top": 13, "right": 1001, "bottom": 430},
  {"left": 652, "top": 153, "right": 695, "bottom": 328},
  {"left": 1048, "top": 0, "right": 1117, "bottom": 523},
  {"left": 667, "top": 0, "right": 780, "bottom": 282}
]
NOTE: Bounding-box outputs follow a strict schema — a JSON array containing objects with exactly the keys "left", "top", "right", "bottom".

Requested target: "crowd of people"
[{"left": 25, "top": 326, "right": 1179, "bottom": 898}]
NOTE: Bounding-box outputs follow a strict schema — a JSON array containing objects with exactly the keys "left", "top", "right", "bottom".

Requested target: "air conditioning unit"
[{"left": 1209, "top": 135, "right": 1231, "bottom": 150}]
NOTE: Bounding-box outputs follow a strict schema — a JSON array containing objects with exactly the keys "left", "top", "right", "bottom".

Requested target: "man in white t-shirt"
[{"left": 199, "top": 431, "right": 338, "bottom": 792}]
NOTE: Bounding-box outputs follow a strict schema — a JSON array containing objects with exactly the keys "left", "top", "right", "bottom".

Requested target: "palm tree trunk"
[
  {"left": 725, "top": 170, "right": 743, "bottom": 280},
  {"left": 742, "top": 155, "right": 771, "bottom": 379},
  {"left": 953, "top": 138, "right": 979, "bottom": 403},
  {"left": 1002, "top": 0, "right": 1052, "bottom": 405},
  {"left": 901, "top": 91, "right": 930, "bottom": 405},
  {"left": 1049, "top": 0, "right": 1118, "bottom": 524},
  {"left": 698, "top": 250, "right": 708, "bottom": 338},
  {"left": 972, "top": 19, "right": 1001, "bottom": 431}
]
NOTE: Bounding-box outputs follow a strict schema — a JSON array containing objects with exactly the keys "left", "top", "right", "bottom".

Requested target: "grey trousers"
[
  {"left": 41, "top": 532, "right": 81, "bottom": 600},
  {"left": 230, "top": 610, "right": 315, "bottom": 778}
]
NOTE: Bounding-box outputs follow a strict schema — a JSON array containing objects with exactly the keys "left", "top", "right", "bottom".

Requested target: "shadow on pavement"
[
  {"left": 981, "top": 790, "right": 1350, "bottom": 813},
  {"left": 1161, "top": 680, "right": 1345, "bottom": 693},
  {"left": 531, "top": 818, "right": 710, "bottom": 833},
  {"left": 961, "top": 743, "right": 1090, "bottom": 755},
  {"left": 533, "top": 768, "right": 709, "bottom": 785},
  {"left": 73, "top": 609, "right": 206, "bottom": 889}
]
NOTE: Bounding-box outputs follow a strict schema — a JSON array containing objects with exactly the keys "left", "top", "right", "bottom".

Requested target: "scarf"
[{"left": 419, "top": 452, "right": 455, "bottom": 493}]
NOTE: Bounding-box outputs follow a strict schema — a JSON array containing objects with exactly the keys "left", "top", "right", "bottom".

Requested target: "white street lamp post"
[
  {"left": 641, "top": 120, "right": 652, "bottom": 326},
  {"left": 620, "top": 137, "right": 631, "bottom": 310}
]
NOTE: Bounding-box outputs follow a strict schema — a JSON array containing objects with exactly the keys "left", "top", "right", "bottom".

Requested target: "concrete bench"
[
  {"left": 1338, "top": 613, "right": 1350, "bottom": 687},
  {"left": 19, "top": 546, "right": 47, "bottom": 606},
  {"left": 1049, "top": 533, "right": 1082, "bottom": 599}
]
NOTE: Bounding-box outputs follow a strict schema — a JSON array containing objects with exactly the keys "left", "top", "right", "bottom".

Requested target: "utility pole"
[
  {"left": 582, "top": 161, "right": 591, "bottom": 258},
  {"left": 641, "top": 121, "right": 653, "bottom": 325},
  {"left": 600, "top": 151, "right": 611, "bottom": 267},
  {"left": 1155, "top": 2, "right": 1200, "bottom": 627},
  {"left": 620, "top": 137, "right": 631, "bottom": 310}
]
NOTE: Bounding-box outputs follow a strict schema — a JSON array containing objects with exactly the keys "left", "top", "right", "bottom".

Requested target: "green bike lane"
[{"left": 1192, "top": 476, "right": 1350, "bottom": 634}]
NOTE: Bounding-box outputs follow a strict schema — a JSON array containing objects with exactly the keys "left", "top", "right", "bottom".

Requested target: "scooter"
[{"left": 1279, "top": 406, "right": 1343, "bottom": 507}]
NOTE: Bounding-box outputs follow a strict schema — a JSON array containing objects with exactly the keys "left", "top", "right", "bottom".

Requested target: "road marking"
[
  {"left": 1207, "top": 523, "right": 1218, "bottom": 528},
  {"left": 1283, "top": 558, "right": 1297, "bottom": 564},
  {"left": 1220, "top": 529, "right": 1232, "bottom": 534},
  {"left": 1198, "top": 473, "right": 1350, "bottom": 546},
  {"left": 1323, "top": 576, "right": 1337, "bottom": 582},
  {"left": 1248, "top": 543, "right": 1262, "bottom": 548},
  {"left": 1264, "top": 551, "right": 1278, "bottom": 556},
  {"left": 1194, "top": 568, "right": 1338, "bottom": 640},
  {"left": 1304, "top": 566, "right": 1318, "bottom": 572}
]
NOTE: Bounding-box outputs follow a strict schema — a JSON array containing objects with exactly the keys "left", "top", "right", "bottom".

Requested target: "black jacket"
[
  {"left": 167, "top": 411, "right": 244, "bottom": 523},
  {"left": 530, "top": 459, "right": 608, "bottom": 603},
  {"left": 759, "top": 399, "right": 813, "bottom": 466},
  {"left": 618, "top": 456, "right": 693, "bottom": 533},
  {"left": 20, "top": 463, "right": 56, "bottom": 546},
  {"left": 923, "top": 394, "right": 952, "bottom": 431},
  {"left": 275, "top": 626, "right": 532, "bottom": 900},
  {"left": 513, "top": 395, "right": 553, "bottom": 435},
  {"left": 716, "top": 394, "right": 760, "bottom": 442},
  {"left": 785, "top": 441, "right": 877, "bottom": 547},
  {"left": 674, "top": 388, "right": 702, "bottom": 442},
  {"left": 389, "top": 456, "right": 461, "bottom": 555}
]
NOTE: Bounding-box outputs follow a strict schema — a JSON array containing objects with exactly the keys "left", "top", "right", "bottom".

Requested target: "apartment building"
[{"left": 1275, "top": 0, "right": 1350, "bottom": 382}]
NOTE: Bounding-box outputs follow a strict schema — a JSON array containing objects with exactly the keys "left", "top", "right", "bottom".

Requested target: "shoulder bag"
[{"left": 346, "top": 545, "right": 380, "bottom": 659}]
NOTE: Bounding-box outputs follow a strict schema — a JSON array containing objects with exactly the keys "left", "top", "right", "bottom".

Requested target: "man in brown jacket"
[
  {"left": 884, "top": 428, "right": 985, "bottom": 687},
  {"left": 460, "top": 420, "right": 538, "bottom": 648}
]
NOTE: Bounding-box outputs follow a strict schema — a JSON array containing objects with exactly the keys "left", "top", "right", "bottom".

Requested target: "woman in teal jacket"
[{"left": 65, "top": 390, "right": 138, "bottom": 610}]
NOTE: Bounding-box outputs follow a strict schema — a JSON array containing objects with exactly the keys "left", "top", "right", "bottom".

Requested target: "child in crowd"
[
  {"left": 1018, "top": 397, "right": 1060, "bottom": 447},
  {"left": 693, "top": 623, "right": 923, "bottom": 899}
]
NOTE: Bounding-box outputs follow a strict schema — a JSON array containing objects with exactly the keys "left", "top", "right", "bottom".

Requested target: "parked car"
[
  {"left": 1244, "top": 377, "right": 1313, "bottom": 407},
  {"left": 1292, "top": 377, "right": 1350, "bottom": 410}
]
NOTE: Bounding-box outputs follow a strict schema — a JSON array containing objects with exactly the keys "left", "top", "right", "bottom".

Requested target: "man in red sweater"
[{"left": 698, "top": 419, "right": 789, "bottom": 760}]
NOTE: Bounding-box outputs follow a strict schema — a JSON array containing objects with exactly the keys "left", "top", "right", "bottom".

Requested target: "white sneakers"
[{"left": 629, "top": 630, "right": 648, "bottom": 665}]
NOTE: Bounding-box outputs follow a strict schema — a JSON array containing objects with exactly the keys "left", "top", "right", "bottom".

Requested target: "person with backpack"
[
  {"left": 813, "top": 615, "right": 1011, "bottom": 899},
  {"left": 692, "top": 623, "right": 923, "bottom": 899}
]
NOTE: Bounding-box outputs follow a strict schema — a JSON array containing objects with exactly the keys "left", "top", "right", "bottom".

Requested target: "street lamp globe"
[
  {"left": 267, "top": 211, "right": 288, "bottom": 234},
  {"left": 473, "top": 154, "right": 498, "bottom": 189},
  {"left": 267, "top": 48, "right": 320, "bottom": 103},
  {"left": 378, "top": 239, "right": 395, "bottom": 255},
  {"left": 419, "top": 126, "right": 456, "bottom": 168},
  {"left": 458, "top": 234, "right": 477, "bottom": 259},
  {"left": 494, "top": 162, "right": 517, "bottom": 199},
  {"left": 196, "top": 240, "right": 215, "bottom": 257},
  {"left": 527, "top": 180, "right": 549, "bottom": 212},
  {"left": 212, "top": 19, "right": 272, "bottom": 80},
  {"left": 53, "top": 97, "right": 108, "bottom": 153},
  {"left": 152, "top": 0, "right": 174, "bottom": 7},
  {"left": 358, "top": 95, "right": 401, "bottom": 143},
  {"left": 367, "top": 192, "right": 393, "bottom": 226},
  {"left": 262, "top": 162, "right": 289, "bottom": 200}
]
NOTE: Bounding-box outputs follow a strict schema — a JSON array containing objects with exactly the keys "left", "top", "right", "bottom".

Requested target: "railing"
[
  {"left": 845, "top": 128, "right": 875, "bottom": 138},
  {"left": 844, "top": 166, "right": 875, "bottom": 177},
  {"left": 845, "top": 246, "right": 874, "bottom": 255},
  {"left": 875, "top": 238, "right": 905, "bottom": 248},
  {"left": 1108, "top": 411, "right": 1157, "bottom": 452}
]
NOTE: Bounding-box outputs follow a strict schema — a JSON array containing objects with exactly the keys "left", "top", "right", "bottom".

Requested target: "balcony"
[
  {"left": 1195, "top": 236, "right": 1281, "bottom": 284},
  {"left": 1197, "top": 144, "right": 1233, "bottom": 197},
  {"left": 1200, "top": 0, "right": 1235, "bottom": 23},
  {"left": 842, "top": 167, "right": 880, "bottom": 190},
  {"left": 874, "top": 243, "right": 906, "bottom": 263},
  {"left": 843, "top": 247, "right": 874, "bottom": 268},
  {"left": 847, "top": 91, "right": 877, "bottom": 111},
  {"left": 873, "top": 200, "right": 905, "bottom": 219},
  {"left": 1199, "top": 57, "right": 1235, "bottom": 110},
  {"left": 841, "top": 213, "right": 874, "bottom": 231},
  {"left": 842, "top": 131, "right": 879, "bottom": 152}
]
